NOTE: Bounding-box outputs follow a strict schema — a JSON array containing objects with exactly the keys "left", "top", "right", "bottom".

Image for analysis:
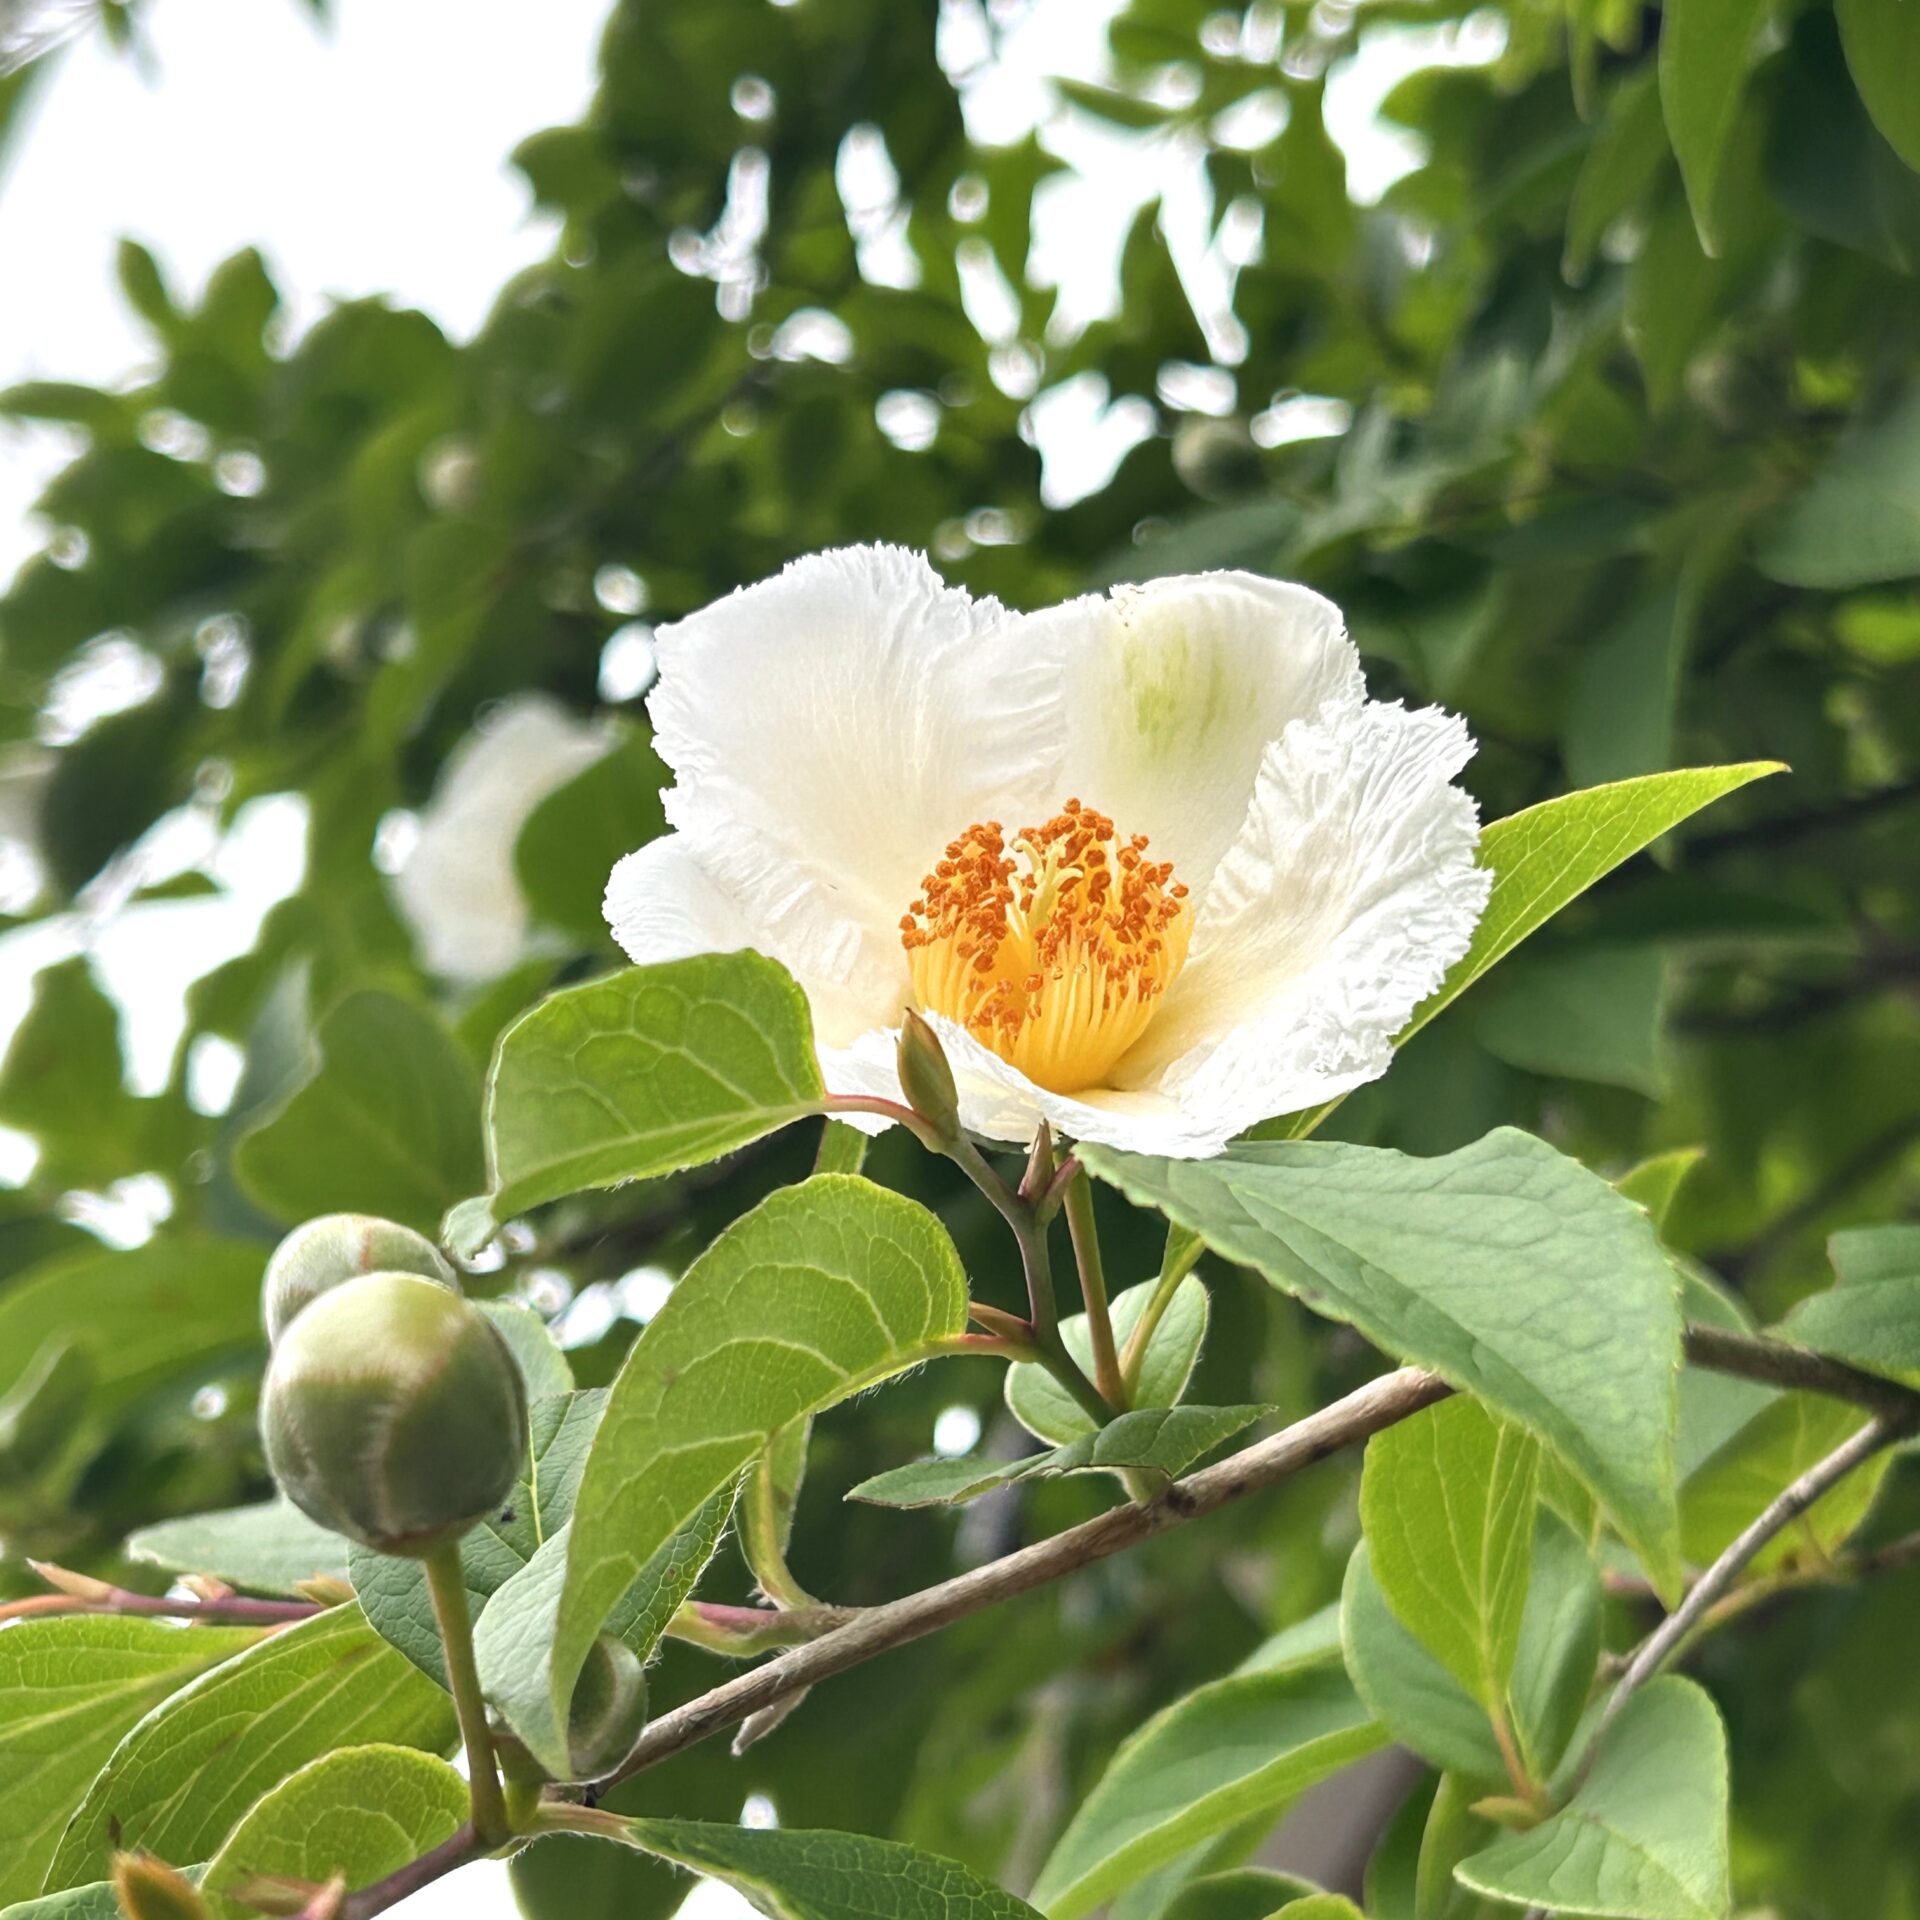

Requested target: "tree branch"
[
  {"left": 605, "top": 1365, "right": 1454, "bottom": 1788},
  {"left": 1681, "top": 1323, "right": 1920, "bottom": 1422}
]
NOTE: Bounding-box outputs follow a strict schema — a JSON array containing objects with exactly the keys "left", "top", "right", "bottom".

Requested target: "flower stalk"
[
  {"left": 423, "top": 1542, "right": 511, "bottom": 1847},
  {"left": 1063, "top": 1168, "right": 1126, "bottom": 1411}
]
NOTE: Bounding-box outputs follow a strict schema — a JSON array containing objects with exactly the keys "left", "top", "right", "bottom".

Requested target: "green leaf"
[
  {"left": 1456, "top": 1678, "right": 1731, "bottom": 1920},
  {"left": 46, "top": 1608, "right": 455, "bottom": 1889},
  {"left": 514, "top": 728, "right": 669, "bottom": 946},
  {"left": 0, "top": 1241, "right": 263, "bottom": 1489},
  {"left": 850, "top": 1404, "right": 1267, "bottom": 1507},
  {"left": 603, "top": 1818, "right": 1044, "bottom": 1919},
  {"left": 1680, "top": 1391, "right": 1891, "bottom": 1573},
  {"left": 1, "top": 1872, "right": 204, "bottom": 1920},
  {"left": 1507, "top": 1514, "right": 1605, "bottom": 1783},
  {"left": 1360, "top": 1397, "right": 1540, "bottom": 1715},
  {"left": 125, "top": 1499, "right": 348, "bottom": 1596},
  {"left": 1341, "top": 1542, "right": 1506, "bottom": 1783},
  {"left": 1475, "top": 944, "right": 1666, "bottom": 1095},
  {"left": 1081, "top": 1130, "right": 1684, "bottom": 1596},
  {"left": 1005, "top": 1275, "right": 1208, "bottom": 1445},
  {"left": 474, "top": 1175, "right": 967, "bottom": 1774},
  {"left": 1759, "top": 387, "right": 1920, "bottom": 589},
  {"left": 1258, "top": 765, "right": 1780, "bottom": 1139},
  {"left": 1778, "top": 1225, "right": 1920, "bottom": 1385},
  {"left": 480, "top": 1298, "right": 577, "bottom": 1404},
  {"left": 232, "top": 989, "right": 484, "bottom": 1234},
  {"left": 462, "top": 953, "right": 824, "bottom": 1248},
  {"left": 1658, "top": 0, "right": 1770, "bottom": 254},
  {"left": 1616, "top": 1149, "right": 1704, "bottom": 1232},
  {"left": 0, "top": 1618, "right": 259, "bottom": 1903},
  {"left": 1565, "top": 68, "right": 1670, "bottom": 281},
  {"left": 1273, "top": 1900, "right": 1363, "bottom": 1920},
  {"left": 1028, "top": 1639, "right": 1386, "bottom": 1918},
  {"left": 1161, "top": 1871, "right": 1324, "bottom": 1920},
  {"left": 1836, "top": 0, "right": 1920, "bottom": 172},
  {"left": 200, "top": 1744, "right": 468, "bottom": 1919}
]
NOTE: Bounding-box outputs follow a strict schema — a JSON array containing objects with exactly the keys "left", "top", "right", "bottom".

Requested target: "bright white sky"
[{"left": 0, "top": 4, "right": 1497, "bottom": 1908}]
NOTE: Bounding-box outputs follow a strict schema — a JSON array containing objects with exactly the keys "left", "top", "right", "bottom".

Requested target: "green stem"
[
  {"left": 1119, "top": 1225, "right": 1203, "bottom": 1401},
  {"left": 741, "top": 1437, "right": 815, "bottom": 1611},
  {"left": 424, "top": 1543, "right": 510, "bottom": 1846},
  {"left": 1063, "top": 1170, "right": 1126, "bottom": 1410}
]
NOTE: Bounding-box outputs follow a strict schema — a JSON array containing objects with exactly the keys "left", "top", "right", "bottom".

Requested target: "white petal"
[
  {"left": 396, "top": 697, "right": 615, "bottom": 982},
  {"left": 1027, "top": 571, "right": 1362, "bottom": 897},
  {"left": 647, "top": 545, "right": 1063, "bottom": 1044},
  {"left": 822, "top": 1017, "right": 1241, "bottom": 1159},
  {"left": 606, "top": 832, "right": 877, "bottom": 1046},
  {"left": 1117, "top": 699, "right": 1490, "bottom": 1136}
]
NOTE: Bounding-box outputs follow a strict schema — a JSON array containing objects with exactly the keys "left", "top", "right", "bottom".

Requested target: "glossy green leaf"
[
  {"left": 1081, "top": 1130, "right": 1684, "bottom": 1594},
  {"left": 1360, "top": 1397, "right": 1539, "bottom": 1714},
  {"left": 125, "top": 1499, "right": 348, "bottom": 1596},
  {"left": 1836, "top": 0, "right": 1920, "bottom": 172},
  {"left": 0, "top": 1618, "right": 258, "bottom": 1903},
  {"left": 475, "top": 1175, "right": 967, "bottom": 1774},
  {"left": 1005, "top": 1275, "right": 1208, "bottom": 1445},
  {"left": 1759, "top": 388, "right": 1920, "bottom": 589},
  {"left": 851, "top": 1403, "right": 1266, "bottom": 1507},
  {"left": 47, "top": 1607, "right": 455, "bottom": 1888},
  {"left": 1658, "top": 0, "right": 1770, "bottom": 254},
  {"left": 1028, "top": 1636, "right": 1385, "bottom": 1918},
  {"left": 461, "top": 952, "right": 824, "bottom": 1247},
  {"left": 200, "top": 1744, "right": 468, "bottom": 1919},
  {"left": 606, "top": 1818, "right": 1043, "bottom": 1918},
  {"left": 1456, "top": 1678, "right": 1731, "bottom": 1920},
  {"left": 1777, "top": 1226, "right": 1920, "bottom": 1385},
  {"left": 232, "top": 988, "right": 484, "bottom": 1233}
]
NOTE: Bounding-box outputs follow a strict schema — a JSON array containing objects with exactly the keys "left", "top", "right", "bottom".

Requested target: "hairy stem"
[
  {"left": 424, "top": 1543, "right": 510, "bottom": 1848},
  {"left": 1063, "top": 1169, "right": 1126, "bottom": 1410}
]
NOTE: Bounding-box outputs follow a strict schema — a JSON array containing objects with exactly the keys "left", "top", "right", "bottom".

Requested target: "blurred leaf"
[
  {"left": 1473, "top": 944, "right": 1667, "bottom": 1094},
  {"left": 1565, "top": 66, "right": 1668, "bottom": 281},
  {"left": 1759, "top": 385, "right": 1920, "bottom": 589},
  {"left": 1835, "top": 0, "right": 1920, "bottom": 172},
  {"left": 1161, "top": 1871, "right": 1324, "bottom": 1920},
  {"left": 1658, "top": 0, "right": 1770, "bottom": 254},
  {"left": 125, "top": 1498, "right": 348, "bottom": 1596},
  {"left": 1777, "top": 1225, "right": 1920, "bottom": 1384},
  {"left": 231, "top": 988, "right": 483, "bottom": 1233}
]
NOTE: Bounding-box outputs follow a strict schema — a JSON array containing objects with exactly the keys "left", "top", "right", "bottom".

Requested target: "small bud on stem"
[{"left": 896, "top": 1009, "right": 962, "bottom": 1143}]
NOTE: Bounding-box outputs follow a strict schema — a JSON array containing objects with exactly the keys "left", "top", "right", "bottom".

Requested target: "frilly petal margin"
[
  {"left": 643, "top": 544, "right": 1064, "bottom": 1044},
  {"left": 1115, "top": 698, "right": 1491, "bottom": 1136}
]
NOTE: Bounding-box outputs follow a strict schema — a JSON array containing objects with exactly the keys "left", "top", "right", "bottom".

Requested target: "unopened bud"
[
  {"left": 261, "top": 1273, "right": 527, "bottom": 1557},
  {"left": 565, "top": 1633, "right": 649, "bottom": 1780},
  {"left": 28, "top": 1558, "right": 116, "bottom": 1603},
  {"left": 263, "top": 1214, "right": 458, "bottom": 1345},
  {"left": 896, "top": 1010, "right": 962, "bottom": 1142},
  {"left": 111, "top": 1853, "right": 213, "bottom": 1920}
]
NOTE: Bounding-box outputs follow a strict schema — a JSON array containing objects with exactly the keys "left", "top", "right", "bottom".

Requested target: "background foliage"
[{"left": 2, "top": 0, "right": 1919, "bottom": 1914}]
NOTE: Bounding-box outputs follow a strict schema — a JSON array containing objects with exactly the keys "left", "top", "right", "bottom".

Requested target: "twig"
[
  {"left": 1604, "top": 1415, "right": 1905, "bottom": 1722},
  {"left": 0, "top": 1564, "right": 323, "bottom": 1628},
  {"left": 606, "top": 1365, "right": 1455, "bottom": 1787},
  {"left": 1681, "top": 1324, "right": 1920, "bottom": 1422},
  {"left": 339, "top": 1826, "right": 477, "bottom": 1920},
  {"left": 1063, "top": 1169, "right": 1125, "bottom": 1410}
]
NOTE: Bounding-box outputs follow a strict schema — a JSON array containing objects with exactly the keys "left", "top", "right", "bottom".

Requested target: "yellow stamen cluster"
[{"left": 900, "top": 798, "right": 1192, "bottom": 1095}]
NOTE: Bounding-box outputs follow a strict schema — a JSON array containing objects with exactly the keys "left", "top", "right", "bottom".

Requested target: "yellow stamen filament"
[{"left": 900, "top": 798, "right": 1192, "bottom": 1095}]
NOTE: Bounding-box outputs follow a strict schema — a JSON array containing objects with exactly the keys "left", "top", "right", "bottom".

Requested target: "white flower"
[
  {"left": 604, "top": 546, "right": 1489, "bottom": 1158},
  {"left": 396, "top": 696, "right": 615, "bottom": 982}
]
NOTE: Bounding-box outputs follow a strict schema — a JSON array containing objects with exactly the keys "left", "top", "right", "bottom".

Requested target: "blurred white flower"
[
  {"left": 605, "top": 547, "right": 1489, "bottom": 1158},
  {"left": 396, "top": 696, "right": 613, "bottom": 982}
]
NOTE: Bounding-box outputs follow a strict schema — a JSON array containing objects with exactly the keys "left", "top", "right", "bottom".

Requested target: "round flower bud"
[
  {"left": 263, "top": 1214, "right": 458, "bottom": 1345},
  {"left": 261, "top": 1273, "right": 527, "bottom": 1557},
  {"left": 565, "top": 1633, "right": 649, "bottom": 1781}
]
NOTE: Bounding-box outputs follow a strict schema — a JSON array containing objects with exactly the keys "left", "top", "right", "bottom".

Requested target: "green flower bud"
[
  {"left": 896, "top": 1008, "right": 962, "bottom": 1142},
  {"left": 263, "top": 1214, "right": 458, "bottom": 1345},
  {"left": 565, "top": 1633, "right": 649, "bottom": 1780},
  {"left": 261, "top": 1273, "right": 527, "bottom": 1557}
]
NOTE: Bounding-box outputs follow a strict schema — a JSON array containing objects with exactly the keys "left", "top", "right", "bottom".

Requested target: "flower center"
[{"left": 899, "top": 798, "right": 1193, "bottom": 1095}]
